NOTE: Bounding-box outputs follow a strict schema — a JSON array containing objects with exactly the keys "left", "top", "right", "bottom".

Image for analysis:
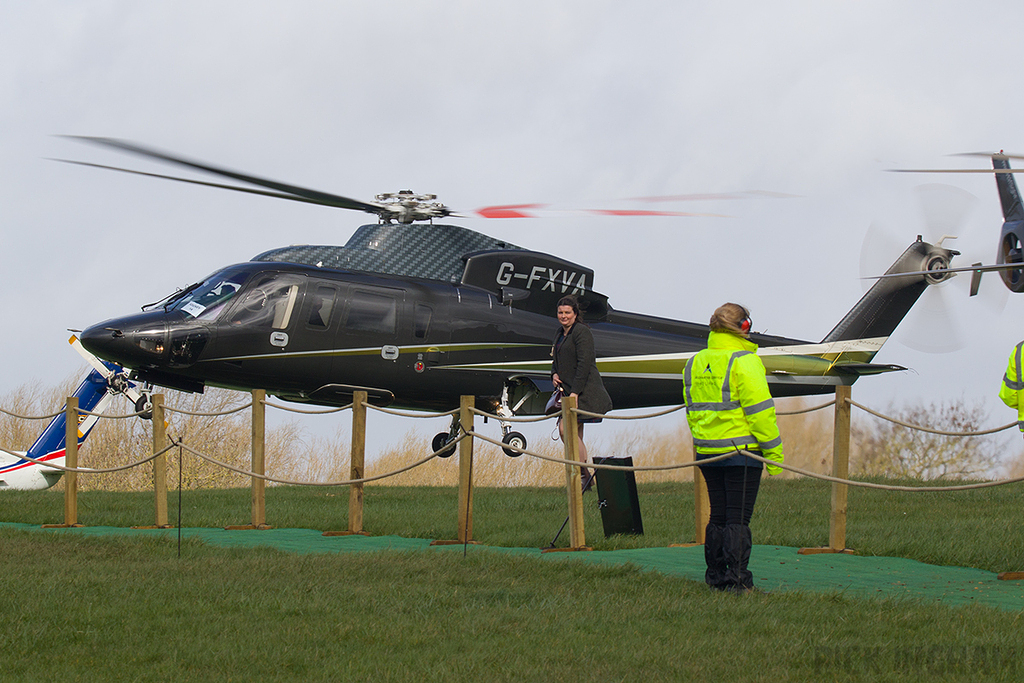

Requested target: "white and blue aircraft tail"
[{"left": 0, "top": 337, "right": 141, "bottom": 491}]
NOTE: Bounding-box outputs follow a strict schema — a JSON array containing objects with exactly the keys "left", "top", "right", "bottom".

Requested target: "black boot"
[
  {"left": 704, "top": 523, "right": 729, "bottom": 590},
  {"left": 723, "top": 523, "right": 753, "bottom": 590}
]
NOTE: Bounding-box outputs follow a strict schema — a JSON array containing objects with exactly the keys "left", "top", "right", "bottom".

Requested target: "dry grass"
[{"left": 3, "top": 378, "right": 1013, "bottom": 490}]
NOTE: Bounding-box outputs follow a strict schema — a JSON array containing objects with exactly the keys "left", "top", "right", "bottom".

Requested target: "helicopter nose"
[{"left": 80, "top": 317, "right": 168, "bottom": 368}]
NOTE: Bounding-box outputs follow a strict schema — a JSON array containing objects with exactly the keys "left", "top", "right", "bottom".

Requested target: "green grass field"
[{"left": 2, "top": 481, "right": 1023, "bottom": 681}]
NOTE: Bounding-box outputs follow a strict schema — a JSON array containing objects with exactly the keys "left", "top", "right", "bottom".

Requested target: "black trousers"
[
  {"left": 699, "top": 465, "right": 761, "bottom": 526},
  {"left": 698, "top": 465, "right": 762, "bottom": 590}
]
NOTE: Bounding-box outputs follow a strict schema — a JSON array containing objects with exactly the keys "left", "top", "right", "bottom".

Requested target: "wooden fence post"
[
  {"left": 457, "top": 395, "right": 475, "bottom": 544},
  {"left": 429, "top": 395, "right": 478, "bottom": 546},
  {"left": 348, "top": 390, "right": 367, "bottom": 534},
  {"left": 323, "top": 390, "right": 370, "bottom": 537},
  {"left": 251, "top": 389, "right": 267, "bottom": 528},
  {"left": 63, "top": 397, "right": 80, "bottom": 527},
  {"left": 799, "top": 385, "right": 855, "bottom": 555},
  {"left": 561, "top": 394, "right": 587, "bottom": 550},
  {"left": 152, "top": 394, "right": 169, "bottom": 527},
  {"left": 43, "top": 397, "right": 83, "bottom": 529},
  {"left": 225, "top": 391, "right": 272, "bottom": 531},
  {"left": 694, "top": 467, "right": 710, "bottom": 544},
  {"left": 829, "top": 384, "right": 851, "bottom": 551}
]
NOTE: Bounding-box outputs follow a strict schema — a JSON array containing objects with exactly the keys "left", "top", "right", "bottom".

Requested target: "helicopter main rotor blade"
[
  {"left": 890, "top": 168, "right": 1024, "bottom": 173},
  {"left": 52, "top": 159, "right": 339, "bottom": 208},
  {"left": 951, "top": 151, "right": 1024, "bottom": 161},
  {"left": 470, "top": 204, "right": 729, "bottom": 219},
  {"left": 61, "top": 136, "right": 385, "bottom": 215}
]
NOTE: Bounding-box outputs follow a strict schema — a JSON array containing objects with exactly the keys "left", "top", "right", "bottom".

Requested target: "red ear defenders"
[{"left": 739, "top": 312, "right": 752, "bottom": 334}]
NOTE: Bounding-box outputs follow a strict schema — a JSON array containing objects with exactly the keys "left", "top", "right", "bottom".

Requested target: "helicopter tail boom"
[{"left": 821, "top": 237, "right": 955, "bottom": 345}]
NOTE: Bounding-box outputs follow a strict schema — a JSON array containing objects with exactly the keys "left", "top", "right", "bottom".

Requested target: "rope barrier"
[
  {"left": 263, "top": 400, "right": 352, "bottom": 415},
  {"left": 777, "top": 400, "right": 835, "bottom": 415},
  {"left": 469, "top": 407, "right": 555, "bottom": 423},
  {"left": 0, "top": 442, "right": 177, "bottom": 474},
  {"left": 0, "top": 406, "right": 64, "bottom": 420},
  {"left": 365, "top": 404, "right": 460, "bottom": 419},
  {"left": 575, "top": 405, "right": 686, "bottom": 420},
  {"left": 848, "top": 399, "right": 1016, "bottom": 437},
  {"left": 468, "top": 431, "right": 1024, "bottom": 492},
  {"left": 737, "top": 449, "right": 1024, "bottom": 492},
  {"left": 466, "top": 429, "right": 735, "bottom": 470},
  {"left": 171, "top": 433, "right": 464, "bottom": 487},
  {"left": 1, "top": 393, "right": 1019, "bottom": 491},
  {"left": 163, "top": 402, "right": 253, "bottom": 417},
  {"left": 570, "top": 400, "right": 832, "bottom": 421}
]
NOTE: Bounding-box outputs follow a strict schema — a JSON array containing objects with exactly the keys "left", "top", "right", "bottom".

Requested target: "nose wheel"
[{"left": 501, "top": 430, "right": 527, "bottom": 457}]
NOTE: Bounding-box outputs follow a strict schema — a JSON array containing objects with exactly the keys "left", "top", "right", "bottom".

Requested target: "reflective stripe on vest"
[
  {"left": 684, "top": 350, "right": 750, "bottom": 411},
  {"left": 1008, "top": 342, "right": 1024, "bottom": 391}
]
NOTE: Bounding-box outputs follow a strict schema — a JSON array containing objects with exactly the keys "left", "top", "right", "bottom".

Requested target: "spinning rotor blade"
[
  {"left": 624, "top": 190, "right": 801, "bottom": 202},
  {"left": 860, "top": 184, "right": 1004, "bottom": 353},
  {"left": 469, "top": 189, "right": 797, "bottom": 219},
  {"left": 915, "top": 183, "right": 977, "bottom": 238},
  {"left": 59, "top": 136, "right": 783, "bottom": 223},
  {"left": 892, "top": 152, "right": 1024, "bottom": 174},
  {"left": 469, "top": 204, "right": 729, "bottom": 219},
  {"left": 60, "top": 136, "right": 387, "bottom": 215},
  {"left": 953, "top": 151, "right": 1024, "bottom": 161},
  {"left": 53, "top": 159, "right": 334, "bottom": 207}
]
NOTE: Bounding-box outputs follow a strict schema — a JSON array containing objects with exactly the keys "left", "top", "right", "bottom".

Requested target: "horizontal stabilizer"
[{"left": 828, "top": 362, "right": 907, "bottom": 376}]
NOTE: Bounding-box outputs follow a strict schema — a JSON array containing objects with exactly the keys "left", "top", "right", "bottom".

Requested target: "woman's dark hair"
[{"left": 556, "top": 295, "right": 581, "bottom": 319}]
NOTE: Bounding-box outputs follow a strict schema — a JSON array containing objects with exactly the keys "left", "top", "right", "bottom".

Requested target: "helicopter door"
[
  {"left": 215, "top": 271, "right": 306, "bottom": 389},
  {"left": 331, "top": 286, "right": 405, "bottom": 390}
]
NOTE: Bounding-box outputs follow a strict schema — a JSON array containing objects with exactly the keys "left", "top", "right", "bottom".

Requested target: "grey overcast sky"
[{"left": 3, "top": 1, "right": 1024, "bottom": 462}]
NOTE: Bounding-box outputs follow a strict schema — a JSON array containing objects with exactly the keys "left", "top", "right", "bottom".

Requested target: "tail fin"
[
  {"left": 994, "top": 155, "right": 1024, "bottom": 292},
  {"left": 0, "top": 369, "right": 117, "bottom": 490},
  {"left": 822, "top": 237, "right": 955, "bottom": 343}
]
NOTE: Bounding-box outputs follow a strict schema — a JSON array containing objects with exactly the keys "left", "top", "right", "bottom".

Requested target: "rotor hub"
[
  {"left": 374, "top": 190, "right": 452, "bottom": 224},
  {"left": 922, "top": 249, "right": 953, "bottom": 286}
]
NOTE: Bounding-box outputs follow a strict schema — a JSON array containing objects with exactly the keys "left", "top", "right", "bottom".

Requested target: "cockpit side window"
[{"left": 226, "top": 273, "right": 303, "bottom": 329}]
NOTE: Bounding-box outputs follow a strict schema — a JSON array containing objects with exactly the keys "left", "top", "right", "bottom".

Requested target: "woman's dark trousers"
[{"left": 698, "top": 465, "right": 761, "bottom": 590}]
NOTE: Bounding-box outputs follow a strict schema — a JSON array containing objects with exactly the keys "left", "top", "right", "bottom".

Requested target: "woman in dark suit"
[{"left": 551, "top": 296, "right": 613, "bottom": 485}]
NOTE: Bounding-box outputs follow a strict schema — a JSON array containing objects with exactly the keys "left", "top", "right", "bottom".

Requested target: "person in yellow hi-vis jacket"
[
  {"left": 999, "top": 341, "right": 1024, "bottom": 435},
  {"left": 684, "top": 303, "right": 784, "bottom": 592}
]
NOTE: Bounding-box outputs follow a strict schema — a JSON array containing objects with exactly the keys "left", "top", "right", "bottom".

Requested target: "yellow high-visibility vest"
[
  {"left": 999, "top": 341, "right": 1024, "bottom": 431},
  {"left": 684, "top": 331, "right": 784, "bottom": 475}
]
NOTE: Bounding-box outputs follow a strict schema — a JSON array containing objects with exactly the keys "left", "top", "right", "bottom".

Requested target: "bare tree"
[{"left": 851, "top": 398, "right": 1006, "bottom": 480}]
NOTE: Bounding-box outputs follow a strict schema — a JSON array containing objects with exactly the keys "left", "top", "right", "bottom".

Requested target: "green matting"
[{"left": 5, "top": 522, "right": 1024, "bottom": 612}]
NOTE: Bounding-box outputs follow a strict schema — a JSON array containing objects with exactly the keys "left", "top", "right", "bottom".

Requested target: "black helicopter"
[{"left": 63, "top": 138, "right": 955, "bottom": 457}]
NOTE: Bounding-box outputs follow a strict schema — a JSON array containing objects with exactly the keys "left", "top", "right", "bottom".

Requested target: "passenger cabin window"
[
  {"left": 346, "top": 290, "right": 396, "bottom": 334},
  {"left": 227, "top": 274, "right": 302, "bottom": 330},
  {"left": 414, "top": 304, "right": 432, "bottom": 339},
  {"left": 307, "top": 284, "right": 338, "bottom": 329}
]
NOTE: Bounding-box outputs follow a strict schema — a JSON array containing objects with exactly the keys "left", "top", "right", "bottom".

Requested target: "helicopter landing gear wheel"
[
  {"left": 431, "top": 432, "right": 457, "bottom": 458},
  {"left": 501, "top": 431, "right": 527, "bottom": 457},
  {"left": 134, "top": 394, "right": 153, "bottom": 420}
]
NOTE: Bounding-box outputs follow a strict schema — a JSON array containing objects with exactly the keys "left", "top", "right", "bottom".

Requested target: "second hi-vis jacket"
[
  {"left": 998, "top": 341, "right": 1024, "bottom": 432},
  {"left": 683, "top": 331, "right": 784, "bottom": 475}
]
